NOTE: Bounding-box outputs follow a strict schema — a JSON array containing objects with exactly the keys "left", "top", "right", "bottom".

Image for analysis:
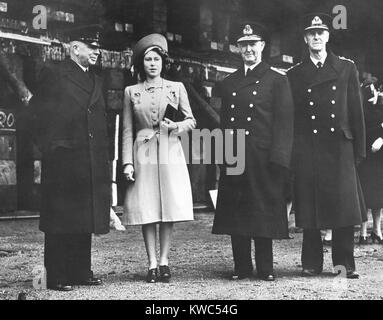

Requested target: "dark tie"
[{"left": 316, "top": 61, "right": 323, "bottom": 68}]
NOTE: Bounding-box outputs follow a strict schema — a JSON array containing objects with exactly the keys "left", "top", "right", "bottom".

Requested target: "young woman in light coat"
[{"left": 122, "top": 34, "right": 196, "bottom": 283}]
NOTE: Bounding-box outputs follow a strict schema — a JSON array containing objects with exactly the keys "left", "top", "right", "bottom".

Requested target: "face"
[
  {"left": 73, "top": 41, "right": 100, "bottom": 67},
  {"left": 304, "top": 29, "right": 329, "bottom": 52},
  {"left": 238, "top": 40, "right": 265, "bottom": 65},
  {"left": 143, "top": 50, "right": 162, "bottom": 79}
]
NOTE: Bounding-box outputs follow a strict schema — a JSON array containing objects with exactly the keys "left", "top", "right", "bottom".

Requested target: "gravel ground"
[{"left": 0, "top": 212, "right": 383, "bottom": 300}]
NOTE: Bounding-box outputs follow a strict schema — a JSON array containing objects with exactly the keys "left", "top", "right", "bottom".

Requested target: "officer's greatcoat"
[
  {"left": 212, "top": 61, "right": 294, "bottom": 238},
  {"left": 31, "top": 59, "right": 111, "bottom": 234},
  {"left": 288, "top": 52, "right": 366, "bottom": 229}
]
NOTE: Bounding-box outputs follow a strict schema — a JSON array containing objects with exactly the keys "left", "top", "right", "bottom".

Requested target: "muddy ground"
[{"left": 0, "top": 211, "right": 382, "bottom": 300}]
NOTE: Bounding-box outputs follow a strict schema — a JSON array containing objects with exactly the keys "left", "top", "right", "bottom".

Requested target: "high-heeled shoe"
[
  {"left": 159, "top": 265, "right": 171, "bottom": 283},
  {"left": 358, "top": 235, "right": 368, "bottom": 245},
  {"left": 370, "top": 232, "right": 383, "bottom": 244},
  {"left": 146, "top": 268, "right": 158, "bottom": 283}
]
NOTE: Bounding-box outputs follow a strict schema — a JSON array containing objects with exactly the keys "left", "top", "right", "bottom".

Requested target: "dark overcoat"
[
  {"left": 287, "top": 52, "right": 366, "bottom": 229},
  {"left": 212, "top": 62, "right": 294, "bottom": 239},
  {"left": 31, "top": 59, "right": 111, "bottom": 234},
  {"left": 358, "top": 84, "right": 383, "bottom": 209}
]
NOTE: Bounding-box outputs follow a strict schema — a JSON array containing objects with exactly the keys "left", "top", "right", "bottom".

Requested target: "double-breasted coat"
[
  {"left": 287, "top": 51, "right": 366, "bottom": 229},
  {"left": 121, "top": 79, "right": 196, "bottom": 225},
  {"left": 358, "top": 84, "right": 383, "bottom": 209},
  {"left": 31, "top": 59, "right": 111, "bottom": 234},
  {"left": 212, "top": 62, "right": 294, "bottom": 239}
]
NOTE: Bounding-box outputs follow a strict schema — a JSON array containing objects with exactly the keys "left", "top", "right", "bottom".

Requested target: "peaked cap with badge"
[
  {"left": 65, "top": 24, "right": 103, "bottom": 48},
  {"left": 236, "top": 22, "right": 267, "bottom": 43},
  {"left": 302, "top": 13, "right": 332, "bottom": 32}
]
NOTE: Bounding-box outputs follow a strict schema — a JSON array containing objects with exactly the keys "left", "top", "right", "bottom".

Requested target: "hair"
[{"left": 134, "top": 47, "right": 169, "bottom": 82}]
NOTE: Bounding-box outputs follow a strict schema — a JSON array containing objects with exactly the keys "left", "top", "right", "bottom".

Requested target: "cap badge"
[
  {"left": 312, "top": 16, "right": 323, "bottom": 26},
  {"left": 243, "top": 24, "right": 253, "bottom": 35}
]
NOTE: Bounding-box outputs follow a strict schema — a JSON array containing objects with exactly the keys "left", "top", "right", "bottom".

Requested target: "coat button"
[
  {"left": 249, "top": 103, "right": 254, "bottom": 108},
  {"left": 247, "top": 117, "right": 251, "bottom": 121},
  {"left": 231, "top": 104, "right": 235, "bottom": 109},
  {"left": 232, "top": 92, "right": 236, "bottom": 96},
  {"left": 331, "top": 114, "right": 335, "bottom": 118},
  {"left": 311, "top": 115, "right": 316, "bottom": 120},
  {"left": 230, "top": 117, "right": 235, "bottom": 122},
  {"left": 309, "top": 101, "right": 314, "bottom": 106},
  {"left": 253, "top": 91, "right": 257, "bottom": 95},
  {"left": 332, "top": 86, "right": 336, "bottom": 90},
  {"left": 330, "top": 128, "right": 335, "bottom": 132},
  {"left": 307, "top": 88, "right": 312, "bottom": 93},
  {"left": 245, "top": 130, "right": 249, "bottom": 135},
  {"left": 313, "top": 129, "right": 318, "bottom": 134},
  {"left": 331, "top": 100, "right": 335, "bottom": 104}
]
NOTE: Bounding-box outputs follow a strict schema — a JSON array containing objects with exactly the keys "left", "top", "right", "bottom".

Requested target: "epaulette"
[
  {"left": 286, "top": 61, "right": 302, "bottom": 72},
  {"left": 338, "top": 56, "right": 355, "bottom": 63},
  {"left": 270, "top": 66, "right": 286, "bottom": 75}
]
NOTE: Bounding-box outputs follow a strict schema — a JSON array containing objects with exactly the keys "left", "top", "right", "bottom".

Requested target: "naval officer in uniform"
[
  {"left": 287, "top": 14, "right": 366, "bottom": 279},
  {"left": 212, "top": 23, "right": 294, "bottom": 281}
]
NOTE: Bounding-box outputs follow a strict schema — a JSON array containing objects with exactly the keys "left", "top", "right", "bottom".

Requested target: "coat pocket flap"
[
  {"left": 342, "top": 128, "right": 354, "bottom": 140},
  {"left": 256, "top": 139, "right": 271, "bottom": 149},
  {"left": 50, "top": 139, "right": 75, "bottom": 151}
]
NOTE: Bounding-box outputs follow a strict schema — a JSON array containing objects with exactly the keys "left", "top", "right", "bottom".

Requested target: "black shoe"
[
  {"left": 346, "top": 270, "right": 360, "bottom": 279},
  {"left": 159, "top": 265, "right": 171, "bottom": 283},
  {"left": 359, "top": 235, "right": 368, "bottom": 245},
  {"left": 47, "top": 283, "right": 73, "bottom": 291},
  {"left": 231, "top": 271, "right": 252, "bottom": 280},
  {"left": 146, "top": 268, "right": 158, "bottom": 283},
  {"left": 371, "top": 232, "right": 383, "bottom": 244},
  {"left": 258, "top": 273, "right": 275, "bottom": 281},
  {"left": 76, "top": 276, "right": 103, "bottom": 286},
  {"left": 322, "top": 239, "right": 332, "bottom": 246},
  {"left": 301, "top": 269, "right": 320, "bottom": 277}
]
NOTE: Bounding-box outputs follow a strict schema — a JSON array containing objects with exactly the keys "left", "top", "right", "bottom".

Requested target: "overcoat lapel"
[
  {"left": 88, "top": 74, "right": 102, "bottom": 107},
  {"left": 301, "top": 51, "right": 340, "bottom": 88},
  {"left": 232, "top": 62, "right": 270, "bottom": 91},
  {"left": 62, "top": 59, "right": 93, "bottom": 95}
]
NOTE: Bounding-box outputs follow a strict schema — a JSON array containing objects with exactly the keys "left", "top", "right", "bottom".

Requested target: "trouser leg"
[
  {"left": 301, "top": 229, "right": 323, "bottom": 272},
  {"left": 44, "top": 233, "right": 70, "bottom": 285},
  {"left": 254, "top": 237, "right": 273, "bottom": 276},
  {"left": 332, "top": 226, "right": 355, "bottom": 272},
  {"left": 67, "top": 233, "right": 92, "bottom": 283},
  {"left": 231, "top": 235, "right": 253, "bottom": 275}
]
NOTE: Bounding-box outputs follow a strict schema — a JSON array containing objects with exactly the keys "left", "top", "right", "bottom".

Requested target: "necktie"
[{"left": 316, "top": 61, "right": 323, "bottom": 68}]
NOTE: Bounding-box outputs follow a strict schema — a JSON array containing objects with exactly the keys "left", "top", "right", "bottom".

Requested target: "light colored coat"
[{"left": 121, "top": 78, "right": 196, "bottom": 225}]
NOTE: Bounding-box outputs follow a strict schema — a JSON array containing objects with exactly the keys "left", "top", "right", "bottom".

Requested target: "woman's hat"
[{"left": 132, "top": 33, "right": 168, "bottom": 64}]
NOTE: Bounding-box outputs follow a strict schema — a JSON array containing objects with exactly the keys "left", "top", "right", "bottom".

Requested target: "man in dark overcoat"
[
  {"left": 212, "top": 23, "right": 294, "bottom": 281},
  {"left": 287, "top": 14, "right": 366, "bottom": 279},
  {"left": 30, "top": 25, "right": 111, "bottom": 291}
]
